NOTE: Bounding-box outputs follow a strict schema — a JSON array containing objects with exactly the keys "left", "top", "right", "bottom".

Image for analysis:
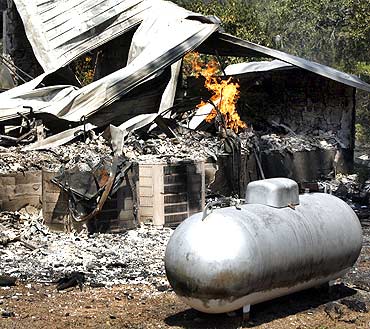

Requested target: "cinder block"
[
  {"left": 42, "top": 163, "right": 139, "bottom": 233},
  {"left": 14, "top": 183, "right": 41, "bottom": 196},
  {"left": 138, "top": 160, "right": 205, "bottom": 227},
  {"left": 15, "top": 171, "right": 41, "bottom": 184},
  {"left": 43, "top": 192, "right": 66, "bottom": 203},
  {"left": 139, "top": 206, "right": 154, "bottom": 217},
  {"left": 0, "top": 176, "right": 16, "bottom": 186},
  {"left": 0, "top": 185, "right": 15, "bottom": 200},
  {"left": 2, "top": 196, "right": 41, "bottom": 210},
  {"left": 0, "top": 171, "right": 42, "bottom": 211},
  {"left": 139, "top": 177, "right": 152, "bottom": 186}
]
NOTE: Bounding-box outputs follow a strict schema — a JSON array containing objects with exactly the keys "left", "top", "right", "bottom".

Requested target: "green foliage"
[
  {"left": 257, "top": 0, "right": 370, "bottom": 73},
  {"left": 355, "top": 123, "right": 370, "bottom": 144},
  {"left": 175, "top": 0, "right": 268, "bottom": 44},
  {"left": 175, "top": 0, "right": 369, "bottom": 76},
  {"left": 355, "top": 62, "right": 370, "bottom": 82}
]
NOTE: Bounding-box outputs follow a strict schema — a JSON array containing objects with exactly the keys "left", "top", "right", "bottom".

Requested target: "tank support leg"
[{"left": 242, "top": 304, "right": 250, "bottom": 321}]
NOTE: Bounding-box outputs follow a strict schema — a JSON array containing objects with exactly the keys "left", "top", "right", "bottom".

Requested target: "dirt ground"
[
  {"left": 1, "top": 227, "right": 369, "bottom": 329},
  {"left": 0, "top": 281, "right": 369, "bottom": 329}
]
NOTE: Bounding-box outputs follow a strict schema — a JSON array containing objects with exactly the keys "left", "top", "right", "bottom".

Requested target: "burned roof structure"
[
  {"left": 0, "top": 0, "right": 369, "bottom": 131},
  {"left": 1, "top": 0, "right": 370, "bottom": 232},
  {"left": 0, "top": 0, "right": 217, "bottom": 126}
]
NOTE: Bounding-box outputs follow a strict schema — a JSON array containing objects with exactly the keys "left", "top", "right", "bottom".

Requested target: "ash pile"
[
  {"left": 0, "top": 207, "right": 172, "bottom": 288},
  {"left": 0, "top": 133, "right": 111, "bottom": 174},
  {"left": 260, "top": 131, "right": 338, "bottom": 153},
  {"left": 0, "top": 115, "right": 342, "bottom": 171}
]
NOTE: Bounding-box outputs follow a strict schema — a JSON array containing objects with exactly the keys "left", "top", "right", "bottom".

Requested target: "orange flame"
[{"left": 189, "top": 52, "right": 246, "bottom": 133}]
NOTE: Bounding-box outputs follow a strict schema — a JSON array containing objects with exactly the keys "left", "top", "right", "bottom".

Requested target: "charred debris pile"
[
  {"left": 0, "top": 52, "right": 368, "bottom": 232},
  {"left": 0, "top": 98, "right": 345, "bottom": 206},
  {"left": 0, "top": 117, "right": 340, "bottom": 172},
  {"left": 0, "top": 207, "right": 173, "bottom": 287},
  {"left": 0, "top": 96, "right": 367, "bottom": 225}
]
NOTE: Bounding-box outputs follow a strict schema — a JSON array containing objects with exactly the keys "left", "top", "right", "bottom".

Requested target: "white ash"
[
  {"left": 318, "top": 174, "right": 360, "bottom": 195},
  {"left": 0, "top": 127, "right": 338, "bottom": 173},
  {"left": 260, "top": 133, "right": 338, "bottom": 153},
  {"left": 0, "top": 134, "right": 112, "bottom": 174},
  {"left": 0, "top": 209, "right": 173, "bottom": 287},
  {"left": 122, "top": 129, "right": 256, "bottom": 164},
  {"left": 123, "top": 131, "right": 224, "bottom": 163},
  {"left": 0, "top": 146, "right": 60, "bottom": 173},
  {"left": 0, "top": 129, "right": 256, "bottom": 172},
  {"left": 54, "top": 136, "right": 112, "bottom": 171}
]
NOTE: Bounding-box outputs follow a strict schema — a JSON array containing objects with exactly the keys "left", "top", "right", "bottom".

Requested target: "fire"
[{"left": 189, "top": 52, "right": 246, "bottom": 133}]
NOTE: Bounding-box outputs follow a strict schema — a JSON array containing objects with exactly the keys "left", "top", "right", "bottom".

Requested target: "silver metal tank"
[{"left": 165, "top": 178, "right": 363, "bottom": 314}]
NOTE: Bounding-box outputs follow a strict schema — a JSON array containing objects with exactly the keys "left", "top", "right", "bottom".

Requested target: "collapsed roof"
[
  {"left": 1, "top": 0, "right": 369, "bottom": 131},
  {"left": 14, "top": 0, "right": 152, "bottom": 72},
  {"left": 0, "top": 0, "right": 218, "bottom": 125},
  {"left": 198, "top": 33, "right": 370, "bottom": 92}
]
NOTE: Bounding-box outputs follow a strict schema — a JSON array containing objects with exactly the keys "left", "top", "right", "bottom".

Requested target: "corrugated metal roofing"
[
  {"left": 198, "top": 32, "right": 370, "bottom": 92},
  {"left": 0, "top": 1, "right": 218, "bottom": 124},
  {"left": 2, "top": 0, "right": 368, "bottom": 130},
  {"left": 224, "top": 60, "right": 293, "bottom": 75},
  {"left": 13, "top": 1, "right": 370, "bottom": 93},
  {"left": 13, "top": 0, "right": 151, "bottom": 71}
]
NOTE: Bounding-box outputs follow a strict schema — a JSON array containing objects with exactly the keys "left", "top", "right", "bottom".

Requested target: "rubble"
[
  {"left": 316, "top": 174, "right": 370, "bottom": 220},
  {"left": 122, "top": 131, "right": 223, "bottom": 163},
  {"left": 0, "top": 209, "right": 173, "bottom": 287},
  {"left": 354, "top": 145, "right": 370, "bottom": 169},
  {"left": 121, "top": 128, "right": 258, "bottom": 163},
  {"left": 0, "top": 125, "right": 255, "bottom": 172},
  {"left": 0, "top": 132, "right": 111, "bottom": 174},
  {"left": 0, "top": 0, "right": 368, "bottom": 326},
  {"left": 318, "top": 174, "right": 360, "bottom": 195},
  {"left": 259, "top": 132, "right": 338, "bottom": 153},
  {"left": 0, "top": 126, "right": 339, "bottom": 173}
]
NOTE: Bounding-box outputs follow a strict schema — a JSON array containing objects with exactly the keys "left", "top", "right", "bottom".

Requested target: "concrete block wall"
[
  {"left": 42, "top": 170, "right": 69, "bottom": 231},
  {"left": 0, "top": 170, "right": 42, "bottom": 211},
  {"left": 0, "top": 160, "right": 206, "bottom": 230},
  {"left": 236, "top": 69, "right": 355, "bottom": 149},
  {"left": 138, "top": 160, "right": 205, "bottom": 226},
  {"left": 41, "top": 165, "right": 138, "bottom": 233}
]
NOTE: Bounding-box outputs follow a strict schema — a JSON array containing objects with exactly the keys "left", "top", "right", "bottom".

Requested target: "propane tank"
[{"left": 165, "top": 178, "right": 362, "bottom": 314}]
